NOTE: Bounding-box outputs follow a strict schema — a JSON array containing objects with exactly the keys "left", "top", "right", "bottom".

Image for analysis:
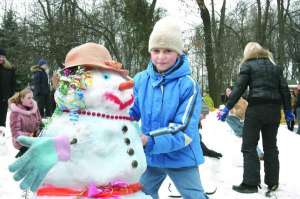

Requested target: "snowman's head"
[
  {"left": 84, "top": 68, "right": 134, "bottom": 114},
  {"left": 55, "top": 43, "right": 134, "bottom": 115}
]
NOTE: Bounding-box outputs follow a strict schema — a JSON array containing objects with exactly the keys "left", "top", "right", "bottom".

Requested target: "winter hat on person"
[
  {"left": 0, "top": 48, "right": 6, "bottom": 56},
  {"left": 37, "top": 58, "right": 48, "bottom": 66},
  {"left": 148, "top": 16, "right": 184, "bottom": 55}
]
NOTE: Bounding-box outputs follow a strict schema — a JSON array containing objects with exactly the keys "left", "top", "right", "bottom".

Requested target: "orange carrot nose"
[{"left": 119, "top": 80, "right": 134, "bottom": 91}]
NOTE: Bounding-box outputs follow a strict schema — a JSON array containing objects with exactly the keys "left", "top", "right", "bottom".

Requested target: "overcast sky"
[
  {"left": 156, "top": 0, "right": 240, "bottom": 32},
  {"left": 0, "top": 0, "right": 245, "bottom": 34}
]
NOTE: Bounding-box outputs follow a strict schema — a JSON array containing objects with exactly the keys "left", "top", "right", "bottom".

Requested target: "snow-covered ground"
[
  {"left": 159, "top": 111, "right": 300, "bottom": 199},
  {"left": 1, "top": 111, "right": 300, "bottom": 199}
]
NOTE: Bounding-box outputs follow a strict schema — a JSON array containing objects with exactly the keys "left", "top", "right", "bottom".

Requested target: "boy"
[{"left": 130, "top": 16, "right": 208, "bottom": 199}]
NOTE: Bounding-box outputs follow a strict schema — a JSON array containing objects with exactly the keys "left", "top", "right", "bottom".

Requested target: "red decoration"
[
  {"left": 37, "top": 183, "right": 142, "bottom": 198},
  {"left": 63, "top": 110, "right": 131, "bottom": 121}
]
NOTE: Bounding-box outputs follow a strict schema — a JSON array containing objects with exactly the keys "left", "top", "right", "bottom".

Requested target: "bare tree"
[
  {"left": 276, "top": 0, "right": 290, "bottom": 67},
  {"left": 195, "top": 0, "right": 221, "bottom": 105}
]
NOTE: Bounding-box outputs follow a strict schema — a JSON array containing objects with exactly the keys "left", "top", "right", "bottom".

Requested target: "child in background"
[
  {"left": 224, "top": 86, "right": 264, "bottom": 160},
  {"left": 200, "top": 99, "right": 222, "bottom": 159},
  {"left": 130, "top": 16, "right": 208, "bottom": 199},
  {"left": 8, "top": 88, "right": 41, "bottom": 157}
]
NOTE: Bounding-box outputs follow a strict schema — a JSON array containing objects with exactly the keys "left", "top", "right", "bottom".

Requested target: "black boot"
[
  {"left": 265, "top": 184, "right": 278, "bottom": 197},
  {"left": 232, "top": 183, "right": 258, "bottom": 193}
]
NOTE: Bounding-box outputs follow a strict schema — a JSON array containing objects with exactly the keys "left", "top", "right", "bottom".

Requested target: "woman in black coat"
[
  {"left": 218, "top": 42, "right": 294, "bottom": 194},
  {"left": 0, "top": 48, "right": 16, "bottom": 127},
  {"left": 30, "top": 59, "right": 51, "bottom": 118},
  {"left": 296, "top": 85, "right": 300, "bottom": 134}
]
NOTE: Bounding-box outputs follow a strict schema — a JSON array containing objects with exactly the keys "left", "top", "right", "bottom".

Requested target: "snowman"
[
  {"left": 9, "top": 43, "right": 152, "bottom": 199},
  {"left": 0, "top": 126, "right": 7, "bottom": 155}
]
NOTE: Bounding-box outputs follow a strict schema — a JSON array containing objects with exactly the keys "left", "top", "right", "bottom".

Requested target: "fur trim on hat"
[
  {"left": 148, "top": 17, "right": 183, "bottom": 54},
  {"left": 30, "top": 65, "right": 43, "bottom": 72}
]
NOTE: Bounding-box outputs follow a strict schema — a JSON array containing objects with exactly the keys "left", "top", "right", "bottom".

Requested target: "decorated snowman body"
[{"left": 35, "top": 67, "right": 151, "bottom": 199}]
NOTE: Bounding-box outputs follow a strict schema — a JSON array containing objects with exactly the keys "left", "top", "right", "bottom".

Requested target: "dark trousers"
[
  {"left": 49, "top": 90, "right": 56, "bottom": 115},
  {"left": 297, "top": 108, "right": 300, "bottom": 134},
  {"left": 242, "top": 104, "right": 280, "bottom": 186},
  {"left": 0, "top": 100, "right": 8, "bottom": 126},
  {"left": 35, "top": 94, "right": 51, "bottom": 118}
]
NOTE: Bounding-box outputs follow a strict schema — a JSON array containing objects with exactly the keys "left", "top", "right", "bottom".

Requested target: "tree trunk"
[
  {"left": 261, "top": 0, "right": 270, "bottom": 46},
  {"left": 196, "top": 0, "right": 220, "bottom": 107},
  {"left": 276, "top": 0, "right": 290, "bottom": 68},
  {"left": 215, "top": 0, "right": 226, "bottom": 95},
  {"left": 256, "top": 0, "right": 262, "bottom": 44}
]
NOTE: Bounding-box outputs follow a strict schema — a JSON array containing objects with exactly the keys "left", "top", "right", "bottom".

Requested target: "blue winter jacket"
[{"left": 129, "top": 54, "right": 204, "bottom": 168}]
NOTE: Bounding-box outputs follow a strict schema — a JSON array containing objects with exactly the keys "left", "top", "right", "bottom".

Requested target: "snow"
[{"left": 1, "top": 111, "right": 300, "bottom": 199}]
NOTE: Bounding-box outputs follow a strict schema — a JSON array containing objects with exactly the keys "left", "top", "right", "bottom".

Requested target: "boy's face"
[{"left": 150, "top": 48, "right": 179, "bottom": 73}]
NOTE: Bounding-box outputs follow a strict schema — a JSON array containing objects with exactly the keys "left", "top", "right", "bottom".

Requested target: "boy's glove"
[
  {"left": 9, "top": 135, "right": 71, "bottom": 192},
  {"left": 217, "top": 106, "right": 229, "bottom": 121},
  {"left": 284, "top": 110, "right": 295, "bottom": 131}
]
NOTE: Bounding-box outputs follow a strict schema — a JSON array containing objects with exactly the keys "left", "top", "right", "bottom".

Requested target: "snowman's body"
[{"left": 35, "top": 69, "right": 151, "bottom": 199}]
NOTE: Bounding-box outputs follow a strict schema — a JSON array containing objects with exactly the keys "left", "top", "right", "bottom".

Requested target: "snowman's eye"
[{"left": 102, "top": 73, "right": 111, "bottom": 80}]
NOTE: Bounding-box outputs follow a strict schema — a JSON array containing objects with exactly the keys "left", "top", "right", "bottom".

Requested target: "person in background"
[
  {"left": 224, "top": 86, "right": 264, "bottom": 160},
  {"left": 130, "top": 17, "right": 208, "bottom": 199},
  {"left": 200, "top": 99, "right": 222, "bottom": 159},
  {"left": 296, "top": 84, "right": 300, "bottom": 134},
  {"left": 289, "top": 87, "right": 297, "bottom": 131},
  {"left": 8, "top": 88, "right": 41, "bottom": 157},
  {"left": 49, "top": 64, "right": 63, "bottom": 114},
  {"left": 0, "top": 48, "right": 16, "bottom": 129},
  {"left": 203, "top": 92, "right": 215, "bottom": 111},
  {"left": 218, "top": 42, "right": 294, "bottom": 194},
  {"left": 30, "top": 58, "right": 51, "bottom": 118},
  {"left": 224, "top": 86, "right": 248, "bottom": 137}
]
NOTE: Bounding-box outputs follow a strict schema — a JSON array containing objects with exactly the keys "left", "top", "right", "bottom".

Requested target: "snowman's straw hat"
[{"left": 64, "top": 43, "right": 129, "bottom": 77}]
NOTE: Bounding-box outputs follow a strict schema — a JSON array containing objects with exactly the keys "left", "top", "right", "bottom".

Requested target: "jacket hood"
[
  {"left": 1, "top": 58, "right": 14, "bottom": 69},
  {"left": 30, "top": 65, "right": 43, "bottom": 72},
  {"left": 10, "top": 101, "right": 38, "bottom": 115},
  {"left": 146, "top": 54, "right": 191, "bottom": 87}
]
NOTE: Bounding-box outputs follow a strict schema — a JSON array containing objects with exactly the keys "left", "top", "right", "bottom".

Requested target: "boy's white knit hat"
[{"left": 148, "top": 16, "right": 183, "bottom": 54}]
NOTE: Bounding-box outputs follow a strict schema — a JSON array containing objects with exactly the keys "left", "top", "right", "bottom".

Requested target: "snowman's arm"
[{"left": 9, "top": 135, "right": 72, "bottom": 192}]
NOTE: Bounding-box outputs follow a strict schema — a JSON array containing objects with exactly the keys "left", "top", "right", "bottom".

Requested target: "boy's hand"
[{"left": 140, "top": 134, "right": 149, "bottom": 146}]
